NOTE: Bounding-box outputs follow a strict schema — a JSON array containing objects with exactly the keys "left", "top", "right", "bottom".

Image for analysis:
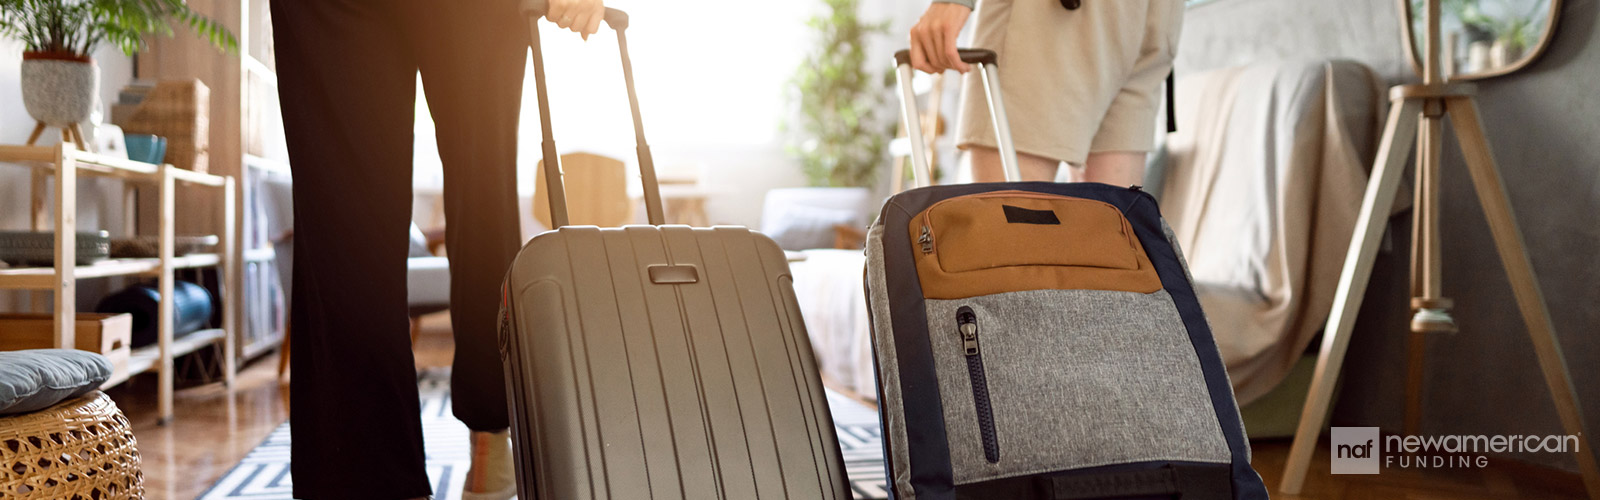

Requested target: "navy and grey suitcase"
[
  {"left": 496, "top": 3, "right": 850, "bottom": 498},
  {"left": 865, "top": 49, "right": 1269, "bottom": 499}
]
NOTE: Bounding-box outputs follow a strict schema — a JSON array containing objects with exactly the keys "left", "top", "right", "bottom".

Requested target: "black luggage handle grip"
[
  {"left": 892, "top": 48, "right": 996, "bottom": 67},
  {"left": 522, "top": 0, "right": 629, "bottom": 30}
]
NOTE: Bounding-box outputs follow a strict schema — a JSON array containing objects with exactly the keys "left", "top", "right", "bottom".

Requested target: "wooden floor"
[
  {"left": 111, "top": 313, "right": 1588, "bottom": 500},
  {"left": 106, "top": 312, "right": 463, "bottom": 500},
  {"left": 1252, "top": 439, "right": 1588, "bottom": 499}
]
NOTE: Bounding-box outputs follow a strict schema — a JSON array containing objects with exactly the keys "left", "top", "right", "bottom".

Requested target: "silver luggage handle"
[
  {"left": 525, "top": 1, "right": 665, "bottom": 228},
  {"left": 893, "top": 48, "right": 1021, "bottom": 187}
]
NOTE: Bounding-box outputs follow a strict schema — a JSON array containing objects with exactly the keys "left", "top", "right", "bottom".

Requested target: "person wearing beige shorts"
[{"left": 907, "top": 0, "right": 1184, "bottom": 185}]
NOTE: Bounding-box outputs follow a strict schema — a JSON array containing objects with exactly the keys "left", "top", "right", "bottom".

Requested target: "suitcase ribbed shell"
[{"left": 501, "top": 225, "right": 850, "bottom": 500}]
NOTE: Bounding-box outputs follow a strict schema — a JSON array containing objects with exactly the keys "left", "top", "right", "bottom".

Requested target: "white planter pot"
[
  {"left": 20, "top": 55, "right": 100, "bottom": 127},
  {"left": 1489, "top": 39, "right": 1525, "bottom": 70}
]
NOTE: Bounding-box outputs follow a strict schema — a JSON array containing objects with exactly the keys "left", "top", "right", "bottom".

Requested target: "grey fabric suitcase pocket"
[{"left": 926, "top": 290, "right": 1232, "bottom": 485}]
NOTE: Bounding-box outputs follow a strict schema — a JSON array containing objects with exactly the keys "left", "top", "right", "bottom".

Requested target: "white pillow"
[
  {"left": 408, "top": 223, "right": 433, "bottom": 258},
  {"left": 761, "top": 204, "right": 859, "bottom": 251}
]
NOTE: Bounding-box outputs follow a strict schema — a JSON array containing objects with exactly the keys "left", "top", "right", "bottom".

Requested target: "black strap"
[
  {"left": 1166, "top": 70, "right": 1177, "bottom": 133},
  {"left": 1039, "top": 463, "right": 1231, "bottom": 500}
]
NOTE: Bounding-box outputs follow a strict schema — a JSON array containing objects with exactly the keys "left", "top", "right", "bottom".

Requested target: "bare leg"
[
  {"left": 1081, "top": 151, "right": 1147, "bottom": 187},
  {"left": 968, "top": 145, "right": 1064, "bottom": 182}
]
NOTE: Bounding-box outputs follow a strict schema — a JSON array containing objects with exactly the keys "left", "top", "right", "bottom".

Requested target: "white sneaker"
[{"left": 460, "top": 429, "right": 517, "bottom": 500}]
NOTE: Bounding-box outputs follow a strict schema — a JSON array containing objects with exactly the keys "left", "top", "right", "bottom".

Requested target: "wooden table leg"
[
  {"left": 30, "top": 162, "right": 48, "bottom": 315},
  {"left": 1280, "top": 98, "right": 1421, "bottom": 494},
  {"left": 1448, "top": 96, "right": 1600, "bottom": 499},
  {"left": 26, "top": 122, "right": 47, "bottom": 145},
  {"left": 158, "top": 166, "right": 176, "bottom": 425},
  {"left": 222, "top": 176, "right": 238, "bottom": 388},
  {"left": 69, "top": 124, "right": 92, "bottom": 153},
  {"left": 278, "top": 320, "right": 292, "bottom": 381},
  {"left": 53, "top": 144, "right": 78, "bottom": 350}
]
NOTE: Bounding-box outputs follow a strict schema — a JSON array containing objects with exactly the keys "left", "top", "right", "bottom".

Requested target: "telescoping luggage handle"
[
  {"left": 523, "top": 0, "right": 665, "bottom": 229},
  {"left": 893, "top": 48, "right": 1021, "bottom": 187}
]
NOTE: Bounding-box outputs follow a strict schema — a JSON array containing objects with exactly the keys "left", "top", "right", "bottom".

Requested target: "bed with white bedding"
[{"left": 789, "top": 249, "right": 877, "bottom": 400}]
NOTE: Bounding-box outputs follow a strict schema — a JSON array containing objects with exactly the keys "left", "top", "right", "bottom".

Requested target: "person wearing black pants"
[{"left": 271, "top": 0, "right": 604, "bottom": 498}]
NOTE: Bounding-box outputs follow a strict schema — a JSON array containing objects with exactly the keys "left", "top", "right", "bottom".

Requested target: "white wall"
[{"left": 412, "top": 0, "right": 939, "bottom": 230}]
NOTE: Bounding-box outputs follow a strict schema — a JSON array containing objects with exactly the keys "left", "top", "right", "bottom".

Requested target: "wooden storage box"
[{"left": 0, "top": 313, "right": 133, "bottom": 381}]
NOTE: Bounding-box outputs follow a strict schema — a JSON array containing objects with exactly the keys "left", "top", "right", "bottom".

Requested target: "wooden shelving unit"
[
  {"left": 0, "top": 143, "right": 237, "bottom": 425},
  {"left": 142, "top": 0, "right": 291, "bottom": 362}
]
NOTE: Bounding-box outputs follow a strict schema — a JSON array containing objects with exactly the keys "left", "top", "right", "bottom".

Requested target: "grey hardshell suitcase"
[
  {"left": 496, "top": 3, "right": 850, "bottom": 499},
  {"left": 864, "top": 49, "right": 1269, "bottom": 499}
]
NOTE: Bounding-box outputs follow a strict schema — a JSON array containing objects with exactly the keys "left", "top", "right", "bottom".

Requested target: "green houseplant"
[
  {"left": 785, "top": 0, "right": 890, "bottom": 188},
  {"left": 1, "top": 0, "right": 235, "bottom": 127}
]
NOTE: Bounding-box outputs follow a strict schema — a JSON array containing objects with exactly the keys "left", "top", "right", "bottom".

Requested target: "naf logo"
[{"left": 1331, "top": 427, "right": 1381, "bottom": 474}]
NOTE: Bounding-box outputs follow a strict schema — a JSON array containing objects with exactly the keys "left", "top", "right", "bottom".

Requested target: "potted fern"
[
  {"left": 769, "top": 0, "right": 890, "bottom": 249},
  {"left": 0, "top": 0, "right": 235, "bottom": 128},
  {"left": 785, "top": 0, "right": 890, "bottom": 188}
]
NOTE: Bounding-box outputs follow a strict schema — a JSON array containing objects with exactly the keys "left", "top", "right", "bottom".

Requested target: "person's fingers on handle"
[
  {"left": 916, "top": 9, "right": 948, "bottom": 72},
  {"left": 907, "top": 27, "right": 924, "bottom": 72},
  {"left": 943, "top": 27, "right": 969, "bottom": 73},
  {"left": 546, "top": 0, "right": 570, "bottom": 27},
  {"left": 909, "top": 8, "right": 944, "bottom": 73},
  {"left": 908, "top": 34, "right": 934, "bottom": 74},
  {"left": 918, "top": 5, "right": 947, "bottom": 72},
  {"left": 581, "top": 8, "right": 603, "bottom": 39},
  {"left": 920, "top": 25, "right": 947, "bottom": 73},
  {"left": 925, "top": 19, "right": 949, "bottom": 72},
  {"left": 569, "top": 8, "right": 596, "bottom": 39},
  {"left": 557, "top": 0, "right": 581, "bottom": 29},
  {"left": 943, "top": 4, "right": 973, "bottom": 73}
]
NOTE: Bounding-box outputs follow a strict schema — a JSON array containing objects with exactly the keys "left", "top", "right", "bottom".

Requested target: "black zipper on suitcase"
[{"left": 958, "top": 306, "right": 1000, "bottom": 464}]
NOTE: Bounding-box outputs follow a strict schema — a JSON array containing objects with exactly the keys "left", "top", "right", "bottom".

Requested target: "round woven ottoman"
[{"left": 0, "top": 391, "right": 143, "bottom": 499}]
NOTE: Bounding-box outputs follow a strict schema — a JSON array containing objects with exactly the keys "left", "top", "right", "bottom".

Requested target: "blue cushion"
[{"left": 0, "top": 349, "right": 112, "bottom": 415}]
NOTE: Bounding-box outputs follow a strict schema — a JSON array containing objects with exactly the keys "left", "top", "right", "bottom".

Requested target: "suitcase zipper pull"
[
  {"left": 957, "top": 305, "right": 999, "bottom": 463},
  {"left": 958, "top": 307, "right": 979, "bottom": 355},
  {"left": 919, "top": 226, "right": 934, "bottom": 254}
]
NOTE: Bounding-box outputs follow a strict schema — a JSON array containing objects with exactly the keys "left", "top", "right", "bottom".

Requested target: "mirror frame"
[{"left": 1398, "top": 0, "right": 1564, "bottom": 81}]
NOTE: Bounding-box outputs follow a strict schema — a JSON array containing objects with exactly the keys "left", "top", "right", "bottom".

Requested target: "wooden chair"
[{"left": 533, "top": 152, "right": 635, "bottom": 229}]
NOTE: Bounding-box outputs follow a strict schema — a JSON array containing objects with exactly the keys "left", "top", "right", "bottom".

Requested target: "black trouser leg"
[
  {"left": 403, "top": 0, "right": 527, "bottom": 433},
  {"left": 273, "top": 0, "right": 429, "bottom": 498}
]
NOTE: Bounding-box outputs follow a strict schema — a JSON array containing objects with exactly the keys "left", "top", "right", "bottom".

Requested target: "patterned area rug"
[{"left": 201, "top": 370, "right": 889, "bottom": 499}]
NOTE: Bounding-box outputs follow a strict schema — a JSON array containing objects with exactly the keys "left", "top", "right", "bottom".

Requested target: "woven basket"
[
  {"left": 118, "top": 79, "right": 211, "bottom": 173},
  {"left": 0, "top": 391, "right": 143, "bottom": 499}
]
